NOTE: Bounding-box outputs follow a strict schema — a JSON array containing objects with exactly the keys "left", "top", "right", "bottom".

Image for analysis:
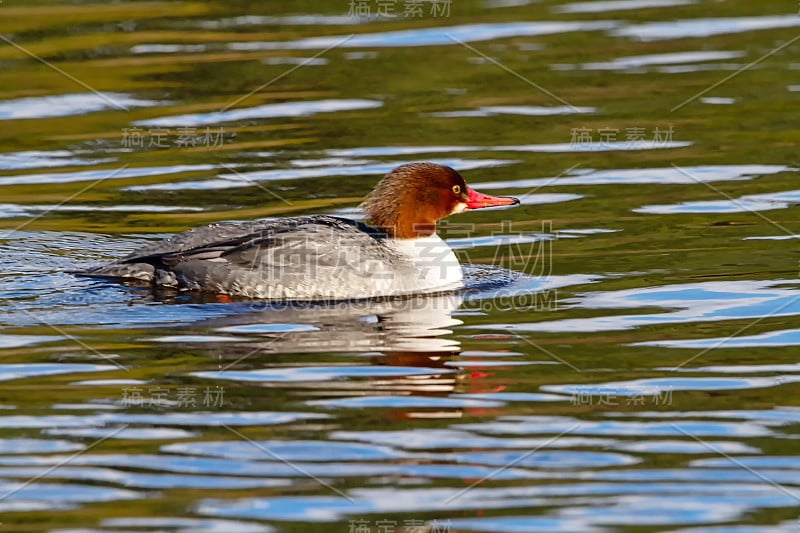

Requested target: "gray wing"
[
  {"left": 77, "top": 218, "right": 287, "bottom": 281},
  {"left": 80, "top": 216, "right": 418, "bottom": 299}
]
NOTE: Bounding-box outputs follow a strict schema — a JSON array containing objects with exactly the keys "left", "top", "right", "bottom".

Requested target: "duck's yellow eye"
[{"left": 452, "top": 184, "right": 461, "bottom": 195}]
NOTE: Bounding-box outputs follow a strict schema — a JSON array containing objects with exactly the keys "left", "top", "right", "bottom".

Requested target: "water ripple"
[
  {"left": 641, "top": 329, "right": 800, "bottom": 349},
  {"left": 613, "top": 15, "right": 800, "bottom": 41},
  {"left": 0, "top": 93, "right": 159, "bottom": 120},
  {"left": 470, "top": 165, "right": 790, "bottom": 189},
  {"left": 135, "top": 98, "right": 383, "bottom": 127},
  {"left": 196, "top": 483, "right": 794, "bottom": 523},
  {"left": 579, "top": 50, "right": 745, "bottom": 71},
  {"left": 555, "top": 0, "right": 694, "bottom": 13},
  {"left": 227, "top": 21, "right": 618, "bottom": 50},
  {"left": 0, "top": 150, "right": 112, "bottom": 171},
  {"left": 0, "top": 363, "right": 116, "bottom": 382},
  {"left": 432, "top": 105, "right": 596, "bottom": 117},
  {"left": 636, "top": 189, "right": 800, "bottom": 214},
  {"left": 162, "top": 440, "right": 404, "bottom": 461},
  {"left": 477, "top": 280, "right": 800, "bottom": 333},
  {"left": 308, "top": 395, "right": 503, "bottom": 409},
  {"left": 457, "top": 416, "right": 772, "bottom": 437},
  {"left": 0, "top": 164, "right": 214, "bottom": 186},
  {"left": 101, "top": 517, "right": 271, "bottom": 533},
  {"left": 126, "top": 158, "right": 514, "bottom": 191},
  {"left": 193, "top": 365, "right": 455, "bottom": 383}
]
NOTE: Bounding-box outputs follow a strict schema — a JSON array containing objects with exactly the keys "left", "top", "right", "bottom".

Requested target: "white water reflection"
[
  {"left": 607, "top": 408, "right": 800, "bottom": 425},
  {"left": 126, "top": 158, "right": 514, "bottom": 191},
  {"left": 0, "top": 93, "right": 160, "bottom": 120},
  {"left": 474, "top": 280, "right": 800, "bottom": 333},
  {"left": 641, "top": 329, "right": 800, "bottom": 349},
  {"left": 554, "top": 0, "right": 694, "bottom": 13},
  {"left": 131, "top": 43, "right": 208, "bottom": 54},
  {"left": 613, "top": 15, "right": 800, "bottom": 41},
  {"left": 163, "top": 439, "right": 405, "bottom": 461},
  {"left": 227, "top": 21, "right": 618, "bottom": 50},
  {"left": 665, "top": 363, "right": 800, "bottom": 373},
  {"left": 0, "top": 363, "right": 116, "bottom": 382},
  {"left": 449, "top": 232, "right": 553, "bottom": 251},
  {"left": 0, "top": 334, "right": 58, "bottom": 348},
  {"left": 485, "top": 0, "right": 536, "bottom": 6},
  {"left": 0, "top": 411, "right": 327, "bottom": 429},
  {"left": 442, "top": 449, "right": 639, "bottom": 468},
  {"left": 100, "top": 517, "right": 274, "bottom": 532},
  {"left": 496, "top": 141, "right": 691, "bottom": 152},
  {"left": 198, "top": 14, "right": 369, "bottom": 28},
  {"left": 0, "top": 150, "right": 112, "bottom": 171},
  {"left": 194, "top": 365, "right": 457, "bottom": 383},
  {"left": 326, "top": 142, "right": 690, "bottom": 159},
  {"left": 636, "top": 189, "right": 800, "bottom": 214},
  {"left": 501, "top": 192, "right": 585, "bottom": 209},
  {"left": 327, "top": 145, "right": 479, "bottom": 157},
  {"left": 432, "top": 105, "right": 595, "bottom": 117},
  {"left": 657, "top": 63, "right": 745, "bottom": 74},
  {"left": 0, "top": 203, "right": 202, "bottom": 218},
  {"left": 693, "top": 456, "right": 800, "bottom": 469},
  {"left": 543, "top": 376, "right": 800, "bottom": 396},
  {"left": 744, "top": 234, "right": 800, "bottom": 240},
  {"left": 579, "top": 51, "right": 744, "bottom": 71},
  {"left": 0, "top": 481, "right": 141, "bottom": 512},
  {"left": 135, "top": 98, "right": 383, "bottom": 127},
  {"left": 44, "top": 426, "right": 197, "bottom": 440},
  {"left": 0, "top": 164, "right": 214, "bottom": 186},
  {"left": 471, "top": 165, "right": 790, "bottom": 190},
  {"left": 0, "top": 438, "right": 84, "bottom": 454},
  {"left": 309, "top": 395, "right": 504, "bottom": 409},
  {"left": 0, "top": 451, "right": 540, "bottom": 480},
  {"left": 262, "top": 56, "right": 329, "bottom": 65},
  {"left": 701, "top": 97, "right": 736, "bottom": 105},
  {"left": 458, "top": 416, "right": 773, "bottom": 437},
  {"left": 196, "top": 482, "right": 794, "bottom": 524},
  {"left": 333, "top": 429, "right": 610, "bottom": 450}
]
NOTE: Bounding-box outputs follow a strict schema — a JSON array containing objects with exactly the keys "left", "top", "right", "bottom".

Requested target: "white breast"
[{"left": 385, "top": 234, "right": 464, "bottom": 293}]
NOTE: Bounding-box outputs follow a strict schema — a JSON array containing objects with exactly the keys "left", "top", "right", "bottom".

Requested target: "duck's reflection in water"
[{"left": 187, "top": 293, "right": 478, "bottom": 418}]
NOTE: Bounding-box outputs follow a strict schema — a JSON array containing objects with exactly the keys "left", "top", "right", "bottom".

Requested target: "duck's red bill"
[{"left": 466, "top": 188, "right": 520, "bottom": 210}]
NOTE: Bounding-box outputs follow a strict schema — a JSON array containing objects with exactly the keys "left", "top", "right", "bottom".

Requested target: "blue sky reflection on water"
[{"left": 474, "top": 280, "right": 800, "bottom": 333}]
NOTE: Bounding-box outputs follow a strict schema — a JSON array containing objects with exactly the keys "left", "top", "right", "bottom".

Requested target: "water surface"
[{"left": 1, "top": 1, "right": 799, "bottom": 532}]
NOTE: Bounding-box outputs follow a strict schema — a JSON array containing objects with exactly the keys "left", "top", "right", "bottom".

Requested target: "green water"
[{"left": 1, "top": 1, "right": 800, "bottom": 532}]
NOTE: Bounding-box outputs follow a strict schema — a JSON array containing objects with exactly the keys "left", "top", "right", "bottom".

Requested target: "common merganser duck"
[{"left": 79, "top": 162, "right": 519, "bottom": 299}]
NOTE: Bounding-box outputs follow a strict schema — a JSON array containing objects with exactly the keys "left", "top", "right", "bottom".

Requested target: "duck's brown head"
[{"left": 361, "top": 162, "right": 519, "bottom": 239}]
